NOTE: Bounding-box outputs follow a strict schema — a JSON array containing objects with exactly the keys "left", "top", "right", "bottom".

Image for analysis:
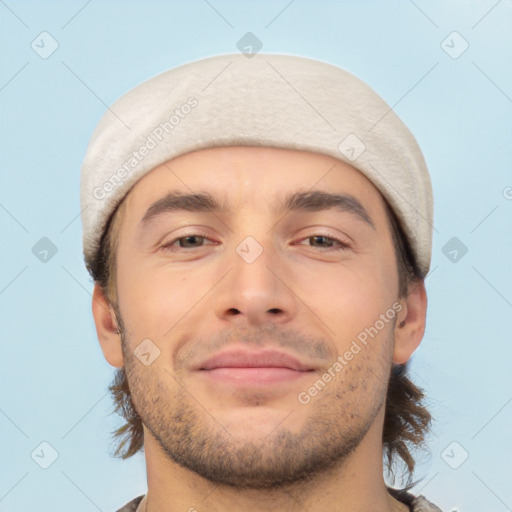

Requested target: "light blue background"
[{"left": 1, "top": 1, "right": 511, "bottom": 511}]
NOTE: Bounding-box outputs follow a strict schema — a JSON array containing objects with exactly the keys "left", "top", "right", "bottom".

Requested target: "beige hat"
[{"left": 80, "top": 53, "right": 433, "bottom": 277}]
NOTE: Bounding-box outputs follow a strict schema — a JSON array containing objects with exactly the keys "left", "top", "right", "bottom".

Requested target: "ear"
[
  {"left": 393, "top": 279, "right": 427, "bottom": 364},
  {"left": 92, "top": 283, "right": 124, "bottom": 367}
]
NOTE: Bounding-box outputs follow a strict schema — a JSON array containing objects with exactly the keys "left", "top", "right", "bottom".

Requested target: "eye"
[
  {"left": 161, "top": 233, "right": 214, "bottom": 251},
  {"left": 159, "top": 232, "right": 350, "bottom": 252},
  {"left": 297, "top": 234, "right": 350, "bottom": 250}
]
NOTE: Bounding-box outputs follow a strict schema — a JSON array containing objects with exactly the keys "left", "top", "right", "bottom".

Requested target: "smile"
[{"left": 196, "top": 349, "right": 315, "bottom": 385}]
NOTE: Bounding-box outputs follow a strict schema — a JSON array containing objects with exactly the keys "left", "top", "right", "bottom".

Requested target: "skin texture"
[{"left": 92, "top": 147, "right": 427, "bottom": 512}]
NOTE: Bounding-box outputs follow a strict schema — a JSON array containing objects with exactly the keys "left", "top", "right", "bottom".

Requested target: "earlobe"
[
  {"left": 92, "top": 283, "right": 124, "bottom": 368},
  {"left": 393, "top": 279, "right": 427, "bottom": 364}
]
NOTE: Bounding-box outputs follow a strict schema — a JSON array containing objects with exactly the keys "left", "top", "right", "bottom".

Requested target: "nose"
[{"left": 213, "top": 238, "right": 298, "bottom": 327}]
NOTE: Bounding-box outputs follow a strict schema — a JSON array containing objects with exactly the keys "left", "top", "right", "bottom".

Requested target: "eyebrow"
[{"left": 140, "top": 190, "right": 375, "bottom": 229}]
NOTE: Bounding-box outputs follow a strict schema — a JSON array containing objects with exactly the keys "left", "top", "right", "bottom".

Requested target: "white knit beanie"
[{"left": 80, "top": 53, "right": 433, "bottom": 277}]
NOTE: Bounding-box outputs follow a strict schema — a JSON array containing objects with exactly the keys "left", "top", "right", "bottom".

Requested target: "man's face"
[{"left": 110, "top": 146, "right": 405, "bottom": 488}]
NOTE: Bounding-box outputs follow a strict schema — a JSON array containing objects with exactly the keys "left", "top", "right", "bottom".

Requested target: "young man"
[{"left": 81, "top": 54, "right": 442, "bottom": 511}]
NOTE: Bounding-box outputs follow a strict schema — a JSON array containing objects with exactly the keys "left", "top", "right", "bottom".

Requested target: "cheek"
[
  {"left": 296, "top": 261, "right": 397, "bottom": 362},
  {"left": 298, "top": 259, "right": 397, "bottom": 342},
  {"left": 116, "top": 256, "right": 212, "bottom": 341}
]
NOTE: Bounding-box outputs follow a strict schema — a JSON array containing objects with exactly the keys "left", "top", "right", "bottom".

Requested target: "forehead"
[{"left": 122, "top": 146, "right": 388, "bottom": 220}]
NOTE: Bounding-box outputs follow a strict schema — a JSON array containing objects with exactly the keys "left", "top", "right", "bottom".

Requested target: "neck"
[{"left": 141, "top": 408, "right": 408, "bottom": 512}]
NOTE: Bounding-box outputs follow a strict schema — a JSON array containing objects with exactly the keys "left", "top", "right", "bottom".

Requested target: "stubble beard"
[{"left": 120, "top": 328, "right": 390, "bottom": 490}]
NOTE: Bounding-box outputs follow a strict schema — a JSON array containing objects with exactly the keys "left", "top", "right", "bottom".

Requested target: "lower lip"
[{"left": 199, "top": 367, "right": 311, "bottom": 385}]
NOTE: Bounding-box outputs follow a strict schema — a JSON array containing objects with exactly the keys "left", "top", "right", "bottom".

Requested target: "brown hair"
[{"left": 89, "top": 193, "right": 431, "bottom": 484}]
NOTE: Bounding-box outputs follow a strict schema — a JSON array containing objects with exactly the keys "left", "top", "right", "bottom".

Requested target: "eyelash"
[{"left": 160, "top": 233, "right": 350, "bottom": 251}]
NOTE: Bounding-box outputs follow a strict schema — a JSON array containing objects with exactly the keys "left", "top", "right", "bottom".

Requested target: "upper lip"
[{"left": 196, "top": 349, "right": 314, "bottom": 372}]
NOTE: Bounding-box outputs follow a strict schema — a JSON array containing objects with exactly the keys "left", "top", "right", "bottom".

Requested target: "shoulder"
[
  {"left": 411, "top": 495, "right": 443, "bottom": 512},
  {"left": 388, "top": 487, "right": 443, "bottom": 512},
  {"left": 116, "top": 491, "right": 444, "bottom": 512},
  {"left": 115, "top": 495, "right": 145, "bottom": 512}
]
